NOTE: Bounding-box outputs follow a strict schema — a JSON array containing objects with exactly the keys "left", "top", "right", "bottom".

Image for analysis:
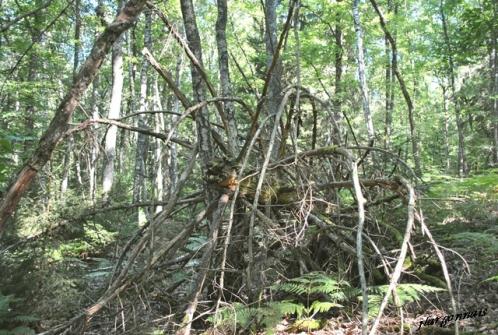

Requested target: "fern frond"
[
  {"left": 307, "top": 301, "right": 342, "bottom": 315},
  {"left": 363, "top": 283, "right": 444, "bottom": 316}
]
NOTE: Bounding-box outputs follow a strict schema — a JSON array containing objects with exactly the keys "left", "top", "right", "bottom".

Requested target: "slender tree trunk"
[
  {"left": 369, "top": 0, "right": 422, "bottom": 176},
  {"left": 384, "top": 0, "right": 396, "bottom": 149},
  {"left": 492, "top": 0, "right": 498, "bottom": 164},
  {"left": 441, "top": 84, "right": 451, "bottom": 171},
  {"left": 89, "top": 79, "right": 99, "bottom": 202},
  {"left": 353, "top": 0, "right": 375, "bottom": 147},
  {"left": 334, "top": 0, "right": 343, "bottom": 142},
  {"left": 440, "top": 0, "right": 466, "bottom": 176},
  {"left": 215, "top": 0, "right": 237, "bottom": 157},
  {"left": 103, "top": 1, "right": 125, "bottom": 201},
  {"left": 180, "top": 0, "right": 214, "bottom": 171},
  {"left": 169, "top": 58, "right": 182, "bottom": 190},
  {"left": 264, "top": 0, "right": 283, "bottom": 151},
  {"left": 133, "top": 10, "right": 152, "bottom": 204},
  {"left": 152, "top": 75, "right": 165, "bottom": 213},
  {"left": 0, "top": 0, "right": 147, "bottom": 234},
  {"left": 23, "top": 0, "right": 42, "bottom": 155},
  {"left": 61, "top": 0, "right": 81, "bottom": 194},
  {"left": 177, "top": 0, "right": 217, "bottom": 332}
]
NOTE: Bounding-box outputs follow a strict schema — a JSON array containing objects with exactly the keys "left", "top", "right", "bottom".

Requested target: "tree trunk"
[
  {"left": 177, "top": 0, "right": 217, "bottom": 332},
  {"left": 492, "top": 0, "right": 498, "bottom": 165},
  {"left": 61, "top": 0, "right": 82, "bottom": 194},
  {"left": 169, "top": 58, "right": 182, "bottom": 190},
  {"left": 89, "top": 79, "right": 99, "bottom": 203},
  {"left": 334, "top": 0, "right": 343, "bottom": 142},
  {"left": 369, "top": 0, "right": 422, "bottom": 176},
  {"left": 353, "top": 0, "right": 376, "bottom": 147},
  {"left": 102, "top": 1, "right": 125, "bottom": 201},
  {"left": 132, "top": 10, "right": 152, "bottom": 204},
  {"left": 440, "top": 0, "right": 466, "bottom": 176},
  {"left": 180, "top": 0, "right": 214, "bottom": 171},
  {"left": 384, "top": 0, "right": 396, "bottom": 149},
  {"left": 152, "top": 75, "right": 165, "bottom": 213},
  {"left": 264, "top": 0, "right": 283, "bottom": 149},
  {"left": 439, "top": 83, "right": 450, "bottom": 171},
  {"left": 0, "top": 0, "right": 147, "bottom": 235},
  {"left": 216, "top": 0, "right": 237, "bottom": 157}
]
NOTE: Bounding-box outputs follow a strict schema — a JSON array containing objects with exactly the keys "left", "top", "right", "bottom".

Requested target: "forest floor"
[{"left": 245, "top": 169, "right": 498, "bottom": 335}]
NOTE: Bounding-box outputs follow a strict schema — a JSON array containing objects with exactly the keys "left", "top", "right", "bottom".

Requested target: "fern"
[
  {"left": 483, "top": 274, "right": 498, "bottom": 283},
  {"left": 210, "top": 300, "right": 304, "bottom": 333},
  {"left": 364, "top": 283, "right": 444, "bottom": 317},
  {"left": 449, "top": 232, "right": 498, "bottom": 253},
  {"left": 274, "top": 271, "right": 349, "bottom": 298},
  {"left": 211, "top": 272, "right": 349, "bottom": 333},
  {"left": 0, "top": 293, "right": 37, "bottom": 335}
]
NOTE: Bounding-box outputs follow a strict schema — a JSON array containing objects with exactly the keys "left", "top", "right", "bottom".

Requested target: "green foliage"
[
  {"left": 211, "top": 272, "right": 348, "bottom": 333},
  {"left": 273, "top": 271, "right": 348, "bottom": 308},
  {"left": 209, "top": 300, "right": 305, "bottom": 334},
  {"left": 448, "top": 232, "right": 498, "bottom": 254},
  {"left": 364, "top": 284, "right": 444, "bottom": 317},
  {"left": 0, "top": 293, "right": 37, "bottom": 335},
  {"left": 482, "top": 272, "right": 498, "bottom": 283}
]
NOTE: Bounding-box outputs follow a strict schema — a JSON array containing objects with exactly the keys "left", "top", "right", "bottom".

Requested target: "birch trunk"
[
  {"left": 103, "top": 1, "right": 125, "bottom": 201},
  {"left": 353, "top": 0, "right": 376, "bottom": 147}
]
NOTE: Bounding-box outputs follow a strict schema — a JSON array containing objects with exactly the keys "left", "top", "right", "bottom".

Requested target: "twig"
[{"left": 368, "top": 177, "right": 416, "bottom": 335}]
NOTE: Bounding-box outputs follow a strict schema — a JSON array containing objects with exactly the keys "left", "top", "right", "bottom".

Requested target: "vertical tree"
[
  {"left": 440, "top": 0, "right": 466, "bottom": 176},
  {"left": 133, "top": 10, "right": 152, "bottom": 204},
  {"left": 103, "top": 1, "right": 125, "bottom": 201},
  {"left": 264, "top": 0, "right": 283, "bottom": 142},
  {"left": 370, "top": 0, "right": 422, "bottom": 176},
  {"left": 216, "top": 0, "right": 237, "bottom": 157},
  {"left": 384, "top": 0, "right": 396, "bottom": 149},
  {"left": 353, "top": 0, "right": 376, "bottom": 148},
  {"left": 492, "top": 0, "right": 498, "bottom": 164},
  {"left": 61, "top": 0, "right": 82, "bottom": 194},
  {"left": 177, "top": 0, "right": 216, "bottom": 332},
  {"left": 334, "top": 0, "right": 344, "bottom": 138}
]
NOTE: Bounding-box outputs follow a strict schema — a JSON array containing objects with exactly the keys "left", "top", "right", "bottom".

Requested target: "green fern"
[
  {"left": 211, "top": 272, "right": 349, "bottom": 333},
  {"left": 449, "top": 232, "right": 498, "bottom": 253},
  {"left": 364, "top": 283, "right": 444, "bottom": 317},
  {"left": 210, "top": 300, "right": 304, "bottom": 333},
  {"left": 0, "top": 293, "right": 37, "bottom": 335},
  {"left": 274, "top": 271, "right": 348, "bottom": 298},
  {"left": 483, "top": 274, "right": 498, "bottom": 283}
]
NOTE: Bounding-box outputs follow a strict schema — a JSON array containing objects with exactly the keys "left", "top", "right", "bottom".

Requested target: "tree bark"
[
  {"left": 152, "top": 75, "right": 165, "bottom": 213},
  {"left": 61, "top": 0, "right": 82, "bottom": 194},
  {"left": 102, "top": 1, "right": 125, "bottom": 201},
  {"left": 353, "top": 0, "right": 375, "bottom": 146},
  {"left": 180, "top": 0, "right": 214, "bottom": 171},
  {"left": 384, "top": 0, "right": 396, "bottom": 149},
  {"left": 89, "top": 79, "right": 99, "bottom": 203},
  {"left": 492, "top": 0, "right": 498, "bottom": 164},
  {"left": 133, "top": 10, "right": 152, "bottom": 204},
  {"left": 334, "top": 0, "right": 343, "bottom": 142},
  {"left": 440, "top": 0, "right": 466, "bottom": 176},
  {"left": 215, "top": 0, "right": 237, "bottom": 157},
  {"left": 369, "top": 0, "right": 422, "bottom": 176},
  {"left": 264, "top": 0, "right": 283, "bottom": 143},
  {"left": 0, "top": 0, "right": 147, "bottom": 235},
  {"left": 441, "top": 83, "right": 451, "bottom": 171},
  {"left": 177, "top": 0, "right": 216, "bottom": 331}
]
